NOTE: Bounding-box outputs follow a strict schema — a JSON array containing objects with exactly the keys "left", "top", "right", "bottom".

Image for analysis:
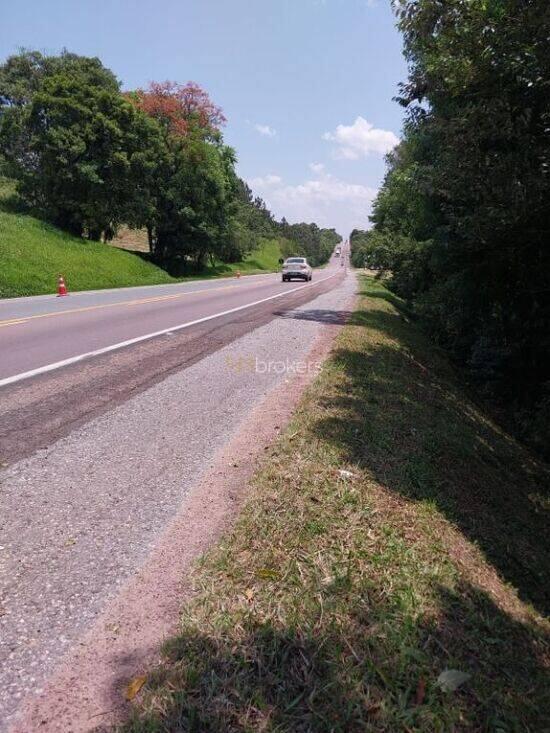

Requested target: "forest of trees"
[
  {"left": 352, "top": 0, "right": 550, "bottom": 455},
  {"left": 280, "top": 220, "right": 341, "bottom": 267},
  {"left": 0, "top": 50, "right": 338, "bottom": 273}
]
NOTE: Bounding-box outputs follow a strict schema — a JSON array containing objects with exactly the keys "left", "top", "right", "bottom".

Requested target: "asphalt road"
[
  {"left": 0, "top": 264, "right": 342, "bottom": 385},
  {"left": 0, "top": 257, "right": 348, "bottom": 466},
  {"left": 0, "top": 260, "right": 355, "bottom": 730}
]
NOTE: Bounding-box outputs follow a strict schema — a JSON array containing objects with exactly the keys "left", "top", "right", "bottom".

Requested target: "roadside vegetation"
[
  {"left": 0, "top": 176, "right": 175, "bottom": 297},
  {"left": 0, "top": 177, "right": 291, "bottom": 297},
  {"left": 350, "top": 0, "right": 550, "bottom": 458},
  {"left": 120, "top": 276, "right": 549, "bottom": 732},
  {"left": 0, "top": 50, "right": 340, "bottom": 291}
]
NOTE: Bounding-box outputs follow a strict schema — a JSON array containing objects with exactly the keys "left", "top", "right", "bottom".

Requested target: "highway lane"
[
  {"left": 0, "top": 264, "right": 341, "bottom": 384},
  {"left": 0, "top": 270, "right": 277, "bottom": 320},
  {"left": 0, "top": 271, "right": 356, "bottom": 730},
  {"left": 0, "top": 249, "right": 351, "bottom": 728},
  {"left": 0, "top": 259, "right": 346, "bottom": 463}
]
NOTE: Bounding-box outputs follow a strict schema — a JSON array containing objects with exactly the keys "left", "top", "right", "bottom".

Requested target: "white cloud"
[
  {"left": 323, "top": 116, "right": 398, "bottom": 159},
  {"left": 248, "top": 169, "right": 377, "bottom": 236},
  {"left": 249, "top": 174, "right": 282, "bottom": 187},
  {"left": 309, "top": 162, "right": 325, "bottom": 173},
  {"left": 254, "top": 123, "right": 277, "bottom": 137}
]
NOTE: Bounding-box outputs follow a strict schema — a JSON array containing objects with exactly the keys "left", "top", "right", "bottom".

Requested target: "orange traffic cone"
[{"left": 57, "top": 274, "right": 68, "bottom": 297}]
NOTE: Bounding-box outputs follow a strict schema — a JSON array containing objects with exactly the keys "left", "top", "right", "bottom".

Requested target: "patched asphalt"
[{"left": 0, "top": 272, "right": 356, "bottom": 730}]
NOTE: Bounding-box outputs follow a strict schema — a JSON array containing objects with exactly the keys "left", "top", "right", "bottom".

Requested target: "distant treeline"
[
  {"left": 0, "top": 50, "right": 340, "bottom": 273},
  {"left": 352, "top": 1, "right": 550, "bottom": 456},
  {"left": 280, "top": 219, "right": 341, "bottom": 267}
]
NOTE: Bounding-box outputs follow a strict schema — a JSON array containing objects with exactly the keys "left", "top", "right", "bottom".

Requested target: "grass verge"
[
  {"left": 0, "top": 178, "right": 178, "bottom": 297},
  {"left": 0, "top": 178, "right": 284, "bottom": 297},
  {"left": 123, "top": 275, "right": 548, "bottom": 731},
  {"left": 203, "top": 237, "right": 286, "bottom": 278},
  {"left": 112, "top": 227, "right": 286, "bottom": 277},
  {"left": 0, "top": 209, "right": 180, "bottom": 298}
]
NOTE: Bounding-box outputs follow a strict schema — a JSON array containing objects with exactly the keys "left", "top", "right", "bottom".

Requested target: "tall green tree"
[
  {"left": 368, "top": 0, "right": 550, "bottom": 453},
  {"left": 129, "top": 80, "right": 238, "bottom": 271},
  {"left": 151, "top": 132, "right": 238, "bottom": 271},
  {"left": 0, "top": 49, "right": 118, "bottom": 109},
  {"left": 0, "top": 51, "right": 162, "bottom": 240},
  {"left": 278, "top": 221, "right": 340, "bottom": 266}
]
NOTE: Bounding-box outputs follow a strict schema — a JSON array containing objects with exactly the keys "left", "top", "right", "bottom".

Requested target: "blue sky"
[{"left": 0, "top": 0, "right": 407, "bottom": 236}]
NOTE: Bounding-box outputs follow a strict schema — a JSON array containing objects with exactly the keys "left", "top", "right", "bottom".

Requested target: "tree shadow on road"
[{"left": 275, "top": 308, "right": 356, "bottom": 326}]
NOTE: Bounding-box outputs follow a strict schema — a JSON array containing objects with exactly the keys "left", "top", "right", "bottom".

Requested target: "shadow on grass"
[
  {"left": 241, "top": 259, "right": 270, "bottom": 272},
  {"left": 313, "top": 298, "right": 550, "bottom": 617},
  {"left": 360, "top": 286, "right": 416, "bottom": 319},
  {"left": 279, "top": 283, "right": 548, "bottom": 615},
  {"left": 159, "top": 259, "right": 275, "bottom": 279},
  {"left": 120, "top": 580, "right": 548, "bottom": 732},
  {"left": 115, "top": 278, "right": 550, "bottom": 732}
]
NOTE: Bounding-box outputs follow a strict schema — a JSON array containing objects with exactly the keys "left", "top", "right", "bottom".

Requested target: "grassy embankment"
[
  {"left": 121, "top": 275, "right": 549, "bottom": 732},
  {"left": 0, "top": 178, "right": 284, "bottom": 298},
  {"left": 113, "top": 227, "right": 285, "bottom": 277}
]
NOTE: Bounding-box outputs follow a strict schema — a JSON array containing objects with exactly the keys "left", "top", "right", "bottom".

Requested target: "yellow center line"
[{"left": 0, "top": 283, "right": 242, "bottom": 329}]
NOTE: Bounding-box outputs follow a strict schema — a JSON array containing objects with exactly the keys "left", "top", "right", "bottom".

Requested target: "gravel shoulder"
[
  {"left": 2, "top": 272, "right": 357, "bottom": 732},
  {"left": 108, "top": 274, "right": 549, "bottom": 732}
]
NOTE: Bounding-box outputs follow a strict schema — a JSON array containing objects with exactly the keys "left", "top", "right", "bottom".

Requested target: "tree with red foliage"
[
  {"left": 129, "top": 81, "right": 226, "bottom": 138},
  {"left": 125, "top": 80, "right": 235, "bottom": 269}
]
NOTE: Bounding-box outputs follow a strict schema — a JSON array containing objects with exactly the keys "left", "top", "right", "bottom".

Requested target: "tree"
[
  {"left": 276, "top": 221, "right": 340, "bottom": 266},
  {"left": 1, "top": 60, "right": 164, "bottom": 239},
  {"left": 150, "top": 132, "right": 237, "bottom": 271},
  {"left": 217, "top": 178, "right": 279, "bottom": 261},
  {"left": 371, "top": 0, "right": 550, "bottom": 454},
  {"left": 128, "top": 81, "right": 225, "bottom": 138},
  {"left": 127, "top": 80, "right": 238, "bottom": 271},
  {"left": 0, "top": 49, "right": 118, "bottom": 109}
]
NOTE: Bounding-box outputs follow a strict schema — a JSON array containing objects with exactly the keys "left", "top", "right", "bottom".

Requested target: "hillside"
[{"left": 0, "top": 179, "right": 284, "bottom": 298}]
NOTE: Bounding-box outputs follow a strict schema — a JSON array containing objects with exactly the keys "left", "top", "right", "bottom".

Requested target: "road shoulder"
[
  {"left": 112, "top": 274, "right": 549, "bottom": 731},
  {"left": 9, "top": 278, "right": 357, "bottom": 733}
]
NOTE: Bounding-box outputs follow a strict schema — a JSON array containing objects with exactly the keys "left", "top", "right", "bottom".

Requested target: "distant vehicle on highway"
[{"left": 281, "top": 257, "right": 313, "bottom": 282}]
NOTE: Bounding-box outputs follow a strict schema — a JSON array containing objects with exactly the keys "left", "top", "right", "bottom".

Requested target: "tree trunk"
[
  {"left": 88, "top": 228, "right": 102, "bottom": 242},
  {"left": 146, "top": 224, "right": 154, "bottom": 254},
  {"left": 196, "top": 251, "right": 206, "bottom": 271}
]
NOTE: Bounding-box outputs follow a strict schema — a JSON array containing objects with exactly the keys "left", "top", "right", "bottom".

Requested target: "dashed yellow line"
[{"left": 0, "top": 284, "right": 241, "bottom": 329}]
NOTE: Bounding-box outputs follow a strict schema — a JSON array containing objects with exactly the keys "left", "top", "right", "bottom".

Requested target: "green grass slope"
[
  {"left": 209, "top": 237, "right": 284, "bottom": 277},
  {"left": 0, "top": 209, "right": 179, "bottom": 298},
  {"left": 0, "top": 178, "right": 284, "bottom": 298},
  {"left": 0, "top": 178, "right": 176, "bottom": 298}
]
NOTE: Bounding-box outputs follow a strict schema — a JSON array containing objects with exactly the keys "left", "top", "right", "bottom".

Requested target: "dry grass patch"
[{"left": 120, "top": 276, "right": 549, "bottom": 732}]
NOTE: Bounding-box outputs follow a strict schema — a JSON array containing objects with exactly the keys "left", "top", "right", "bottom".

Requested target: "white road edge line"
[{"left": 0, "top": 272, "right": 339, "bottom": 388}]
